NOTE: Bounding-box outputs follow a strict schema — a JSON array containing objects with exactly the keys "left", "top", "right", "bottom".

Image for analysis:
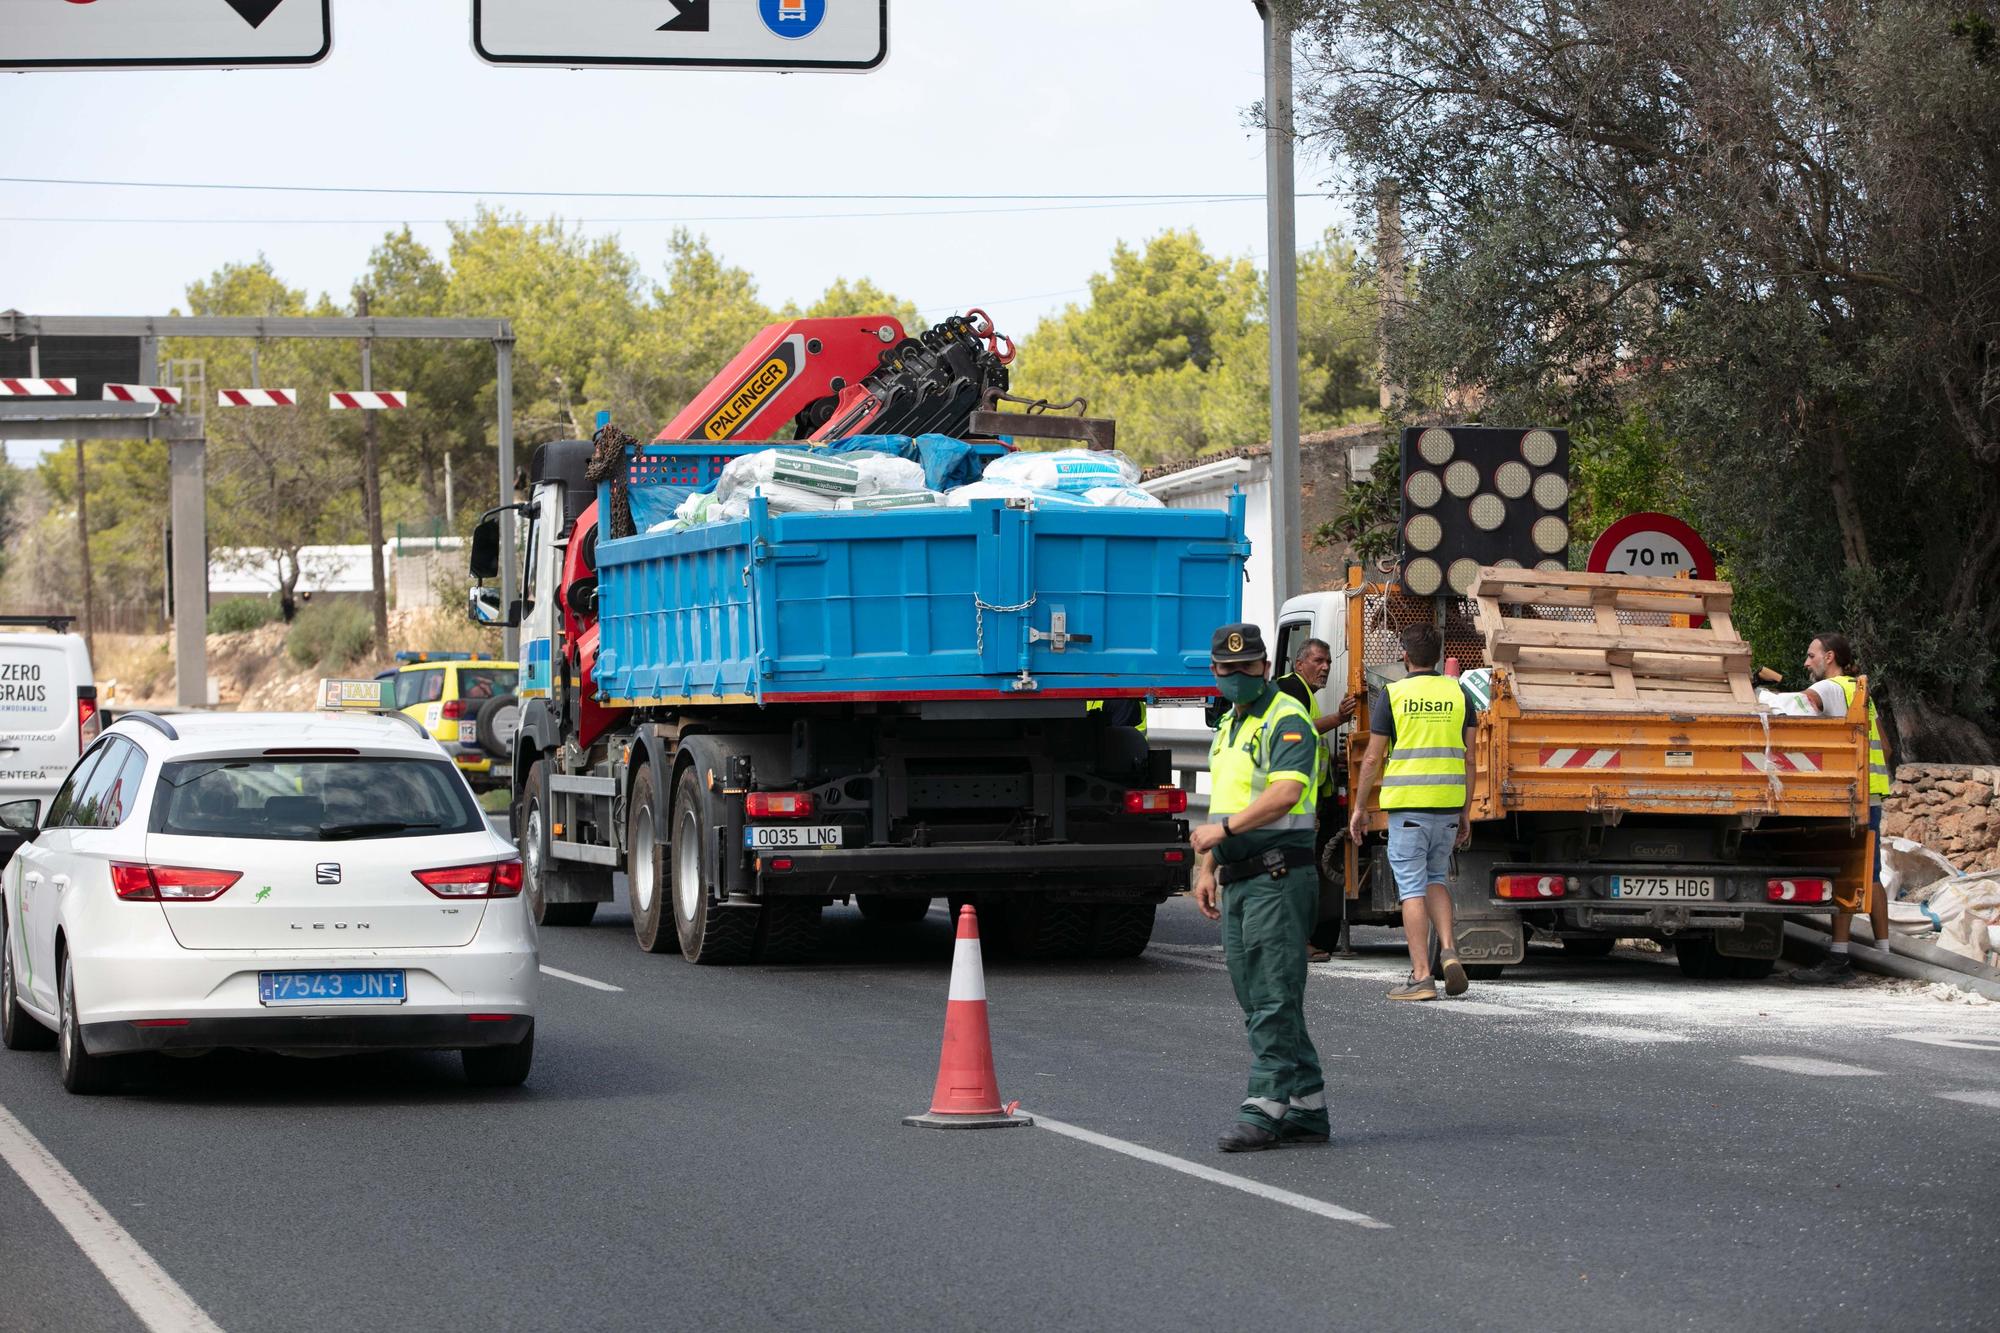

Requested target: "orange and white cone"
[{"left": 903, "top": 905, "right": 1031, "bottom": 1130}]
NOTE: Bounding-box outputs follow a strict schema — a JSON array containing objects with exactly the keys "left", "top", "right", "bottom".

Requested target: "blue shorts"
[{"left": 1387, "top": 810, "right": 1460, "bottom": 900}]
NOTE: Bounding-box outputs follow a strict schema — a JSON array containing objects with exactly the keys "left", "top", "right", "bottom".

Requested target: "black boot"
[
  {"left": 1217, "top": 1121, "right": 1282, "bottom": 1153},
  {"left": 1787, "top": 953, "right": 1856, "bottom": 985}
]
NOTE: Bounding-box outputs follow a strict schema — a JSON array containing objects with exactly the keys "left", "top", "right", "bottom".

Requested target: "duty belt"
[{"left": 1216, "top": 845, "right": 1318, "bottom": 885}]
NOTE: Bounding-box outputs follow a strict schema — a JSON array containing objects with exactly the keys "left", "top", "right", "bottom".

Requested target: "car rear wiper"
[{"left": 317, "top": 820, "right": 443, "bottom": 841}]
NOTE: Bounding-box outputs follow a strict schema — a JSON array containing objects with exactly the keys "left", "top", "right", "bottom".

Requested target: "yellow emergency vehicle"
[{"left": 382, "top": 653, "right": 519, "bottom": 791}]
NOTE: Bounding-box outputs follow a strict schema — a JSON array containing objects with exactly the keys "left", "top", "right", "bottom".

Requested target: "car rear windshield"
[
  {"left": 456, "top": 668, "right": 516, "bottom": 701},
  {"left": 149, "top": 757, "right": 485, "bottom": 841}
]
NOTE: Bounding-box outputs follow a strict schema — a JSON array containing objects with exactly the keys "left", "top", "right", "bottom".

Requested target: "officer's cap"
[{"left": 1209, "top": 622, "right": 1267, "bottom": 664}]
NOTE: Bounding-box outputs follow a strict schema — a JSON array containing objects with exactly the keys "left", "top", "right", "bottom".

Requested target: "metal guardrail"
[{"left": 1152, "top": 726, "right": 1213, "bottom": 817}]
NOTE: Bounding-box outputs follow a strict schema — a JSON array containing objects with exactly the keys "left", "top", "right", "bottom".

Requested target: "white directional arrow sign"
[
  {"left": 0, "top": 0, "right": 332, "bottom": 71},
  {"left": 473, "top": 0, "right": 888, "bottom": 72}
]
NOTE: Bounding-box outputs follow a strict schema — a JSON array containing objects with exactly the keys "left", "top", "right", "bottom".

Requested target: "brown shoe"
[
  {"left": 1308, "top": 946, "right": 1333, "bottom": 964},
  {"left": 1388, "top": 973, "right": 1437, "bottom": 1001},
  {"left": 1439, "top": 952, "right": 1469, "bottom": 996}
]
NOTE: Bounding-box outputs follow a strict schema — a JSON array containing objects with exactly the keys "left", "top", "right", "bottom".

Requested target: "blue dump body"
[{"left": 593, "top": 447, "right": 1248, "bottom": 706}]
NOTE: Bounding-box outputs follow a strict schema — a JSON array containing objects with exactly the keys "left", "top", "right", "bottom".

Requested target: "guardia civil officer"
[{"left": 1190, "top": 623, "right": 1328, "bottom": 1153}]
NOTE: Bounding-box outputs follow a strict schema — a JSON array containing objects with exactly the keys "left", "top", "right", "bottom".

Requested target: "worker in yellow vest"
[
  {"left": 1347, "top": 623, "right": 1482, "bottom": 1001},
  {"left": 1790, "top": 630, "right": 1894, "bottom": 984},
  {"left": 1190, "top": 622, "right": 1327, "bottom": 1153}
]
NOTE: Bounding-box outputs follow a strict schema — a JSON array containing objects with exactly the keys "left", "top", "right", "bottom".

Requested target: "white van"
[{"left": 0, "top": 616, "right": 100, "bottom": 823}]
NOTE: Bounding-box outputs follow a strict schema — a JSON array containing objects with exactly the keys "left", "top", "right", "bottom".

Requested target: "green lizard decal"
[{"left": 255, "top": 886, "right": 273, "bottom": 903}]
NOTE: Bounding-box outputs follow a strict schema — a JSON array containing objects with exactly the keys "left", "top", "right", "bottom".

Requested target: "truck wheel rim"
[
  {"left": 632, "top": 801, "right": 657, "bottom": 915},
  {"left": 674, "top": 805, "right": 701, "bottom": 924},
  {"left": 524, "top": 805, "right": 545, "bottom": 910}
]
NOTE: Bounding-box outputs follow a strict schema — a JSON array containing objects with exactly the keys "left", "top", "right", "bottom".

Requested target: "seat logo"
[{"left": 315, "top": 863, "right": 341, "bottom": 885}]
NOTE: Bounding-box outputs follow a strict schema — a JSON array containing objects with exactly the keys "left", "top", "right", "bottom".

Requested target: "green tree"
[
  {"left": 1011, "top": 230, "right": 1269, "bottom": 463},
  {"left": 589, "top": 230, "right": 773, "bottom": 436},
  {"left": 1288, "top": 0, "right": 2000, "bottom": 759},
  {"left": 791, "top": 276, "right": 920, "bottom": 333}
]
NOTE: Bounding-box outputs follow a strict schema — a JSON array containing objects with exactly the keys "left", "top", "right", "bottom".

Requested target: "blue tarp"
[{"left": 627, "top": 482, "right": 694, "bottom": 533}]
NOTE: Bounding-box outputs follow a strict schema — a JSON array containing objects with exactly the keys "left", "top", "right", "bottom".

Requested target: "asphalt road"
[{"left": 5, "top": 885, "right": 1999, "bottom": 1332}]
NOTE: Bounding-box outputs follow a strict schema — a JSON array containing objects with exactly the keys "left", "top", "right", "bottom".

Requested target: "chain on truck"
[{"left": 468, "top": 311, "right": 1248, "bottom": 965}]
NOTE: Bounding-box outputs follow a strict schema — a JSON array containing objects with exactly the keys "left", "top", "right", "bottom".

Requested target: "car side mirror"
[
  {"left": 0, "top": 799, "right": 39, "bottom": 834},
  {"left": 469, "top": 516, "right": 501, "bottom": 580}
]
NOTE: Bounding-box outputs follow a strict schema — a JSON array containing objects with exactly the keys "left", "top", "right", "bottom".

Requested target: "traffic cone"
[{"left": 903, "top": 905, "right": 1031, "bottom": 1130}]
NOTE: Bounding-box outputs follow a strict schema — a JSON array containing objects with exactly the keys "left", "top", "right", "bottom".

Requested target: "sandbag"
[{"left": 981, "top": 447, "right": 1139, "bottom": 494}]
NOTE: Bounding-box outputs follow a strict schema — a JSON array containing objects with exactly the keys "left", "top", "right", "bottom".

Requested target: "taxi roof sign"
[{"left": 318, "top": 678, "right": 387, "bottom": 711}]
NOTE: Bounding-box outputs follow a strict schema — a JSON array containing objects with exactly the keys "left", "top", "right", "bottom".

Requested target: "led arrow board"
[
  {"left": 0, "top": 0, "right": 331, "bottom": 71},
  {"left": 1399, "top": 425, "right": 1573, "bottom": 597},
  {"left": 472, "top": 0, "right": 888, "bottom": 72}
]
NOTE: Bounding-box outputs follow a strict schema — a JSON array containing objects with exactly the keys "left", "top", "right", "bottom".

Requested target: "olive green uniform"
[{"left": 1209, "top": 681, "right": 1326, "bottom": 1134}]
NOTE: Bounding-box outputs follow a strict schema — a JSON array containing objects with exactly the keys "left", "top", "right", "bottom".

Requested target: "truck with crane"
[{"left": 469, "top": 312, "right": 1243, "bottom": 964}]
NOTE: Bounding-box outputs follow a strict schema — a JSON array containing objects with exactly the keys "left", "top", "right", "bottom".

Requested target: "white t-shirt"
[{"left": 1807, "top": 679, "right": 1848, "bottom": 716}]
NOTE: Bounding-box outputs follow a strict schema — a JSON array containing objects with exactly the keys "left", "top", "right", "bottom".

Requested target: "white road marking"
[
  {"left": 0, "top": 1103, "right": 224, "bottom": 1333},
  {"left": 1886, "top": 1030, "right": 2000, "bottom": 1052},
  {"left": 539, "top": 964, "right": 623, "bottom": 992},
  {"left": 1933, "top": 1090, "right": 2000, "bottom": 1110},
  {"left": 1567, "top": 1025, "right": 1690, "bottom": 1043},
  {"left": 1738, "top": 1055, "right": 1884, "bottom": 1077},
  {"left": 1024, "top": 1110, "right": 1391, "bottom": 1230}
]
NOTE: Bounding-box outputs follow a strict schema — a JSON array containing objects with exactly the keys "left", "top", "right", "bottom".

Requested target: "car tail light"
[
  {"left": 440, "top": 700, "right": 465, "bottom": 721},
  {"left": 1123, "top": 788, "right": 1188, "bottom": 815},
  {"left": 111, "top": 863, "right": 241, "bottom": 902},
  {"left": 1164, "top": 850, "right": 1187, "bottom": 863},
  {"left": 1495, "top": 874, "right": 1566, "bottom": 900},
  {"left": 745, "top": 791, "right": 815, "bottom": 818},
  {"left": 413, "top": 860, "right": 524, "bottom": 899},
  {"left": 77, "top": 688, "right": 100, "bottom": 750},
  {"left": 1767, "top": 878, "right": 1832, "bottom": 904},
  {"left": 768, "top": 858, "right": 794, "bottom": 872}
]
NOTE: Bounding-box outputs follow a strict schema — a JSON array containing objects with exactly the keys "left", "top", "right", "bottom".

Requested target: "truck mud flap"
[{"left": 1454, "top": 919, "right": 1525, "bottom": 967}]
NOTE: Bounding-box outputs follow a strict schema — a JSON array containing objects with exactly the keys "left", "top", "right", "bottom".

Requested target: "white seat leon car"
[{"left": 0, "top": 710, "right": 537, "bottom": 1093}]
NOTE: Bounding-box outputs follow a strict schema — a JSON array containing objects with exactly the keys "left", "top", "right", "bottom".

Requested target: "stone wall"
[{"left": 1882, "top": 764, "right": 2000, "bottom": 872}]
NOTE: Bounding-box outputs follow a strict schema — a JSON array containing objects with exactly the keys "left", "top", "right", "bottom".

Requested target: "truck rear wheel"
[
  {"left": 1088, "top": 903, "right": 1156, "bottom": 958},
  {"left": 626, "top": 764, "right": 676, "bottom": 953},
  {"left": 993, "top": 900, "right": 1090, "bottom": 961},
  {"left": 756, "top": 900, "right": 821, "bottom": 963},
  {"left": 522, "top": 761, "right": 601, "bottom": 929},
  {"left": 669, "top": 767, "right": 758, "bottom": 965}
]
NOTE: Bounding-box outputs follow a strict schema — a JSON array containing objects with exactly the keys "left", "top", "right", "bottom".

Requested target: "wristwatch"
[{"left": 1221, "top": 815, "right": 1233, "bottom": 836}]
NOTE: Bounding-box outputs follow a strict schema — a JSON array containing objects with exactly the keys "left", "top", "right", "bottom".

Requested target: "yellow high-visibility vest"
[
  {"left": 1380, "top": 673, "right": 1469, "bottom": 809},
  {"left": 1086, "top": 699, "right": 1149, "bottom": 734},
  {"left": 1209, "top": 689, "right": 1318, "bottom": 830},
  {"left": 1830, "top": 675, "right": 1891, "bottom": 799}
]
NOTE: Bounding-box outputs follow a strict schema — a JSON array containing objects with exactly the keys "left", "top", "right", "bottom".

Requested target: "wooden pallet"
[{"left": 1472, "top": 568, "right": 1761, "bottom": 713}]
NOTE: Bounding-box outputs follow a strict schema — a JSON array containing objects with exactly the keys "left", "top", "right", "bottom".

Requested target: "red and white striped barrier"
[
  {"left": 0, "top": 378, "right": 76, "bottom": 397},
  {"left": 329, "top": 391, "right": 407, "bottom": 410},
  {"left": 217, "top": 388, "right": 298, "bottom": 408},
  {"left": 1539, "top": 747, "right": 1622, "bottom": 769},
  {"left": 102, "top": 384, "right": 183, "bottom": 405},
  {"left": 1743, "top": 751, "right": 1823, "bottom": 773}
]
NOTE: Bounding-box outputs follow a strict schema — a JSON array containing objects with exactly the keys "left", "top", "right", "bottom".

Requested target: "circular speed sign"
[{"left": 1587, "top": 512, "right": 1716, "bottom": 582}]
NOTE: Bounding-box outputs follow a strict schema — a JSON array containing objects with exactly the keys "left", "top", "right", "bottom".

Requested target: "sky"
[{"left": 1, "top": 0, "right": 1356, "bottom": 458}]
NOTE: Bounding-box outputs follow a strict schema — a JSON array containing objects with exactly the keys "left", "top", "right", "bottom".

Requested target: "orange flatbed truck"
[{"left": 1278, "top": 567, "right": 1872, "bottom": 979}]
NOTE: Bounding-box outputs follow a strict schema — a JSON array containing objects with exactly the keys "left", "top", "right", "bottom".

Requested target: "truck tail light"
[
  {"left": 1495, "top": 874, "right": 1566, "bottom": 900},
  {"left": 1123, "top": 788, "right": 1188, "bottom": 815},
  {"left": 414, "top": 860, "right": 524, "bottom": 899},
  {"left": 111, "top": 863, "right": 241, "bottom": 902},
  {"left": 1767, "top": 878, "right": 1832, "bottom": 904},
  {"left": 77, "top": 688, "right": 100, "bottom": 749},
  {"left": 440, "top": 700, "right": 465, "bottom": 721},
  {"left": 745, "top": 791, "right": 815, "bottom": 818}
]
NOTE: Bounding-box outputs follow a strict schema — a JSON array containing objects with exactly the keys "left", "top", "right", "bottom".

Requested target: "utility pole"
[
  {"left": 444, "top": 451, "right": 455, "bottom": 529},
  {"left": 1254, "top": 0, "right": 1304, "bottom": 612},
  {"left": 354, "top": 289, "right": 390, "bottom": 654}
]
